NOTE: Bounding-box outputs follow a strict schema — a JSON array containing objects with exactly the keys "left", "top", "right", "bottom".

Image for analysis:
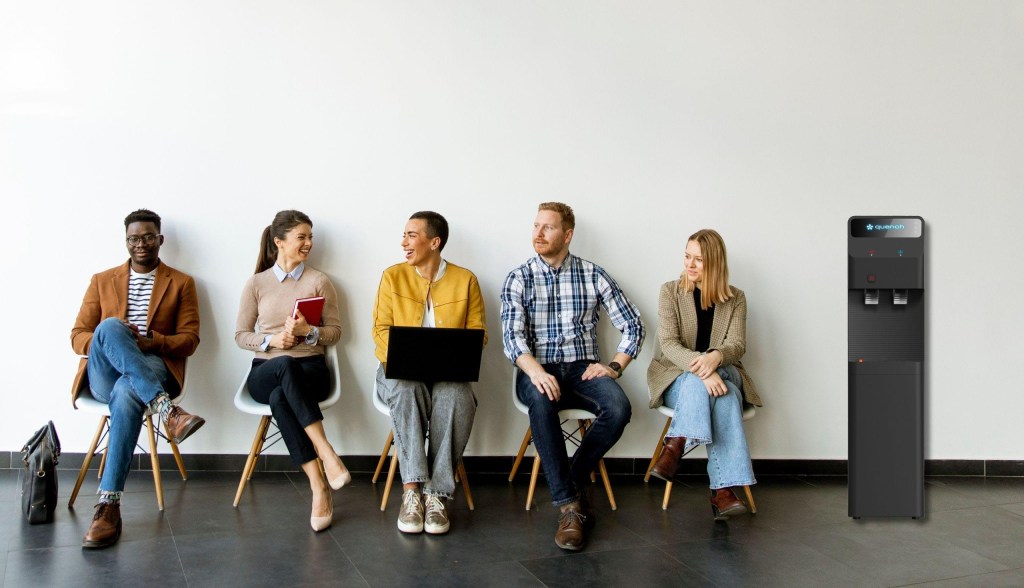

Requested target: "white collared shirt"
[{"left": 416, "top": 259, "right": 447, "bottom": 328}]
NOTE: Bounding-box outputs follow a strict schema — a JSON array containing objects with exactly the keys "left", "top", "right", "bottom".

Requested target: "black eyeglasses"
[{"left": 126, "top": 234, "right": 160, "bottom": 246}]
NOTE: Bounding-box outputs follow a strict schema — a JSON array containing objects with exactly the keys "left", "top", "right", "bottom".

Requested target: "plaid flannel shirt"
[{"left": 500, "top": 253, "right": 645, "bottom": 365}]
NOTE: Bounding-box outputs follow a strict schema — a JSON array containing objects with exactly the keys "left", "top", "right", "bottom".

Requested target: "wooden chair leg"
[
  {"left": 508, "top": 428, "right": 532, "bottom": 481},
  {"left": 373, "top": 430, "right": 393, "bottom": 484},
  {"left": 579, "top": 420, "right": 598, "bottom": 483},
  {"left": 247, "top": 417, "right": 271, "bottom": 481},
  {"left": 97, "top": 445, "right": 108, "bottom": 480},
  {"left": 597, "top": 459, "right": 617, "bottom": 510},
  {"left": 69, "top": 416, "right": 107, "bottom": 508},
  {"left": 662, "top": 480, "right": 673, "bottom": 510},
  {"left": 457, "top": 461, "right": 474, "bottom": 511},
  {"left": 145, "top": 416, "right": 164, "bottom": 511},
  {"left": 233, "top": 416, "right": 270, "bottom": 507},
  {"left": 169, "top": 439, "right": 187, "bottom": 480},
  {"left": 645, "top": 418, "right": 673, "bottom": 482},
  {"left": 743, "top": 485, "right": 757, "bottom": 514},
  {"left": 380, "top": 450, "right": 398, "bottom": 511},
  {"left": 526, "top": 455, "right": 541, "bottom": 511}
]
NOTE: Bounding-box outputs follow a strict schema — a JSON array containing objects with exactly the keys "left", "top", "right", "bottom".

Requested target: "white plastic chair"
[
  {"left": 644, "top": 402, "right": 758, "bottom": 511},
  {"left": 370, "top": 371, "right": 474, "bottom": 511},
  {"left": 68, "top": 358, "right": 192, "bottom": 511},
  {"left": 232, "top": 346, "right": 342, "bottom": 507},
  {"left": 507, "top": 368, "right": 617, "bottom": 511}
]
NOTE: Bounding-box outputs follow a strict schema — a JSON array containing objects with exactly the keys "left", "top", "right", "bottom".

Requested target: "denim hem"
[
  {"left": 551, "top": 494, "right": 581, "bottom": 508},
  {"left": 682, "top": 436, "right": 711, "bottom": 451},
  {"left": 710, "top": 479, "right": 757, "bottom": 490},
  {"left": 402, "top": 476, "right": 429, "bottom": 486},
  {"left": 422, "top": 489, "right": 453, "bottom": 500}
]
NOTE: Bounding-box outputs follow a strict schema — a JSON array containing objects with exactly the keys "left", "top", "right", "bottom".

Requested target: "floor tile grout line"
[
  {"left": 169, "top": 529, "right": 189, "bottom": 587},
  {"left": 889, "top": 564, "right": 1024, "bottom": 587},
  {"left": 651, "top": 540, "right": 721, "bottom": 586},
  {"left": 513, "top": 560, "right": 550, "bottom": 587}
]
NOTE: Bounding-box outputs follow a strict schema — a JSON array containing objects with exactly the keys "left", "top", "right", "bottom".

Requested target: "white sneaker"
[
  {"left": 397, "top": 489, "right": 423, "bottom": 534},
  {"left": 423, "top": 494, "right": 450, "bottom": 535}
]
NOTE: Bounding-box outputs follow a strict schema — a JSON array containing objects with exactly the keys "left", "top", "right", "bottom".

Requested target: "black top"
[{"left": 693, "top": 287, "right": 714, "bottom": 353}]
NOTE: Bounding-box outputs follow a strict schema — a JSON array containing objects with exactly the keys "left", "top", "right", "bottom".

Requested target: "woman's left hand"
[
  {"left": 285, "top": 310, "right": 311, "bottom": 339},
  {"left": 702, "top": 371, "right": 729, "bottom": 397},
  {"left": 689, "top": 350, "right": 722, "bottom": 379}
]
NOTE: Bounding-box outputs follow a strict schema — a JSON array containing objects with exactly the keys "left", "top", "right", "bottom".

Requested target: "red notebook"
[{"left": 292, "top": 296, "right": 325, "bottom": 327}]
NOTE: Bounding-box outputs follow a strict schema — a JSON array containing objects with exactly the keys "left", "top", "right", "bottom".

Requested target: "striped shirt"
[
  {"left": 127, "top": 267, "right": 156, "bottom": 335},
  {"left": 500, "top": 253, "right": 645, "bottom": 365}
]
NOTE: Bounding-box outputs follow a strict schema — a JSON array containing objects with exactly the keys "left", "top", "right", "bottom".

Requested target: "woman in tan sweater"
[
  {"left": 646, "top": 229, "right": 760, "bottom": 520},
  {"left": 235, "top": 210, "right": 349, "bottom": 531}
]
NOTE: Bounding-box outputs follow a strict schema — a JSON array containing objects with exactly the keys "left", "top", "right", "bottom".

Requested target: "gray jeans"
[{"left": 375, "top": 365, "right": 477, "bottom": 498}]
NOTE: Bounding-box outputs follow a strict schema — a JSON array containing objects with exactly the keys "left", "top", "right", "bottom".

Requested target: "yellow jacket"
[{"left": 372, "top": 261, "right": 487, "bottom": 364}]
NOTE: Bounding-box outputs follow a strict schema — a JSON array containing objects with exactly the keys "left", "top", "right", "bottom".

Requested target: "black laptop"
[{"left": 384, "top": 326, "right": 485, "bottom": 382}]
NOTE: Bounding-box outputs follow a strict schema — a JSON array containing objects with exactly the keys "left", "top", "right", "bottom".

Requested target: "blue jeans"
[
  {"left": 515, "top": 361, "right": 632, "bottom": 506},
  {"left": 87, "top": 318, "right": 178, "bottom": 493},
  {"left": 376, "top": 365, "right": 476, "bottom": 499},
  {"left": 663, "top": 365, "right": 755, "bottom": 489}
]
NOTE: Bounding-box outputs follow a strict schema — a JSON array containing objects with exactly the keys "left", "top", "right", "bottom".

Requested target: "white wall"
[{"left": 2, "top": 1, "right": 1022, "bottom": 461}]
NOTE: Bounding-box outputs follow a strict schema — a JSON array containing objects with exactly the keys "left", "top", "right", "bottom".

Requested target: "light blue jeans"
[
  {"left": 87, "top": 318, "right": 177, "bottom": 493},
  {"left": 663, "top": 365, "right": 756, "bottom": 489},
  {"left": 376, "top": 365, "right": 476, "bottom": 499}
]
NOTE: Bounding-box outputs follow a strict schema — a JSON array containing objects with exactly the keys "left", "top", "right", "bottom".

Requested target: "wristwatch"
[{"left": 607, "top": 361, "right": 623, "bottom": 378}]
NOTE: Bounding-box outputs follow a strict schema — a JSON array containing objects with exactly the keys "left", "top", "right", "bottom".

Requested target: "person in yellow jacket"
[{"left": 372, "top": 211, "right": 487, "bottom": 535}]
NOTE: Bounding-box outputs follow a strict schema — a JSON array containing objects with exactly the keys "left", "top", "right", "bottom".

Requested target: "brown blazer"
[
  {"left": 70, "top": 261, "right": 200, "bottom": 406},
  {"left": 646, "top": 280, "right": 762, "bottom": 408}
]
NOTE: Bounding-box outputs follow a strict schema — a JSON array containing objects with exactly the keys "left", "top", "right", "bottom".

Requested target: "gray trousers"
[{"left": 375, "top": 364, "right": 477, "bottom": 498}]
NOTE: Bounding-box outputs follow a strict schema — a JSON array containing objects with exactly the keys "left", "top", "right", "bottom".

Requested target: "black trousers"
[{"left": 248, "top": 355, "right": 330, "bottom": 467}]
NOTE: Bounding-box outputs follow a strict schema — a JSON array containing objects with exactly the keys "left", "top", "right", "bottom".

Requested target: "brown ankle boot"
[
  {"left": 710, "top": 488, "right": 747, "bottom": 520},
  {"left": 164, "top": 405, "right": 206, "bottom": 444},
  {"left": 650, "top": 437, "right": 686, "bottom": 481},
  {"left": 554, "top": 503, "right": 588, "bottom": 551},
  {"left": 82, "top": 502, "right": 122, "bottom": 549}
]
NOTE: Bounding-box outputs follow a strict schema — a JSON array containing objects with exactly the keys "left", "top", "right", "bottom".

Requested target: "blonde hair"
[
  {"left": 538, "top": 202, "right": 575, "bottom": 230},
  {"left": 680, "top": 229, "right": 733, "bottom": 310}
]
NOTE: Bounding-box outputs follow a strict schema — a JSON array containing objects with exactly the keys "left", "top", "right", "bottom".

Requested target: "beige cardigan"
[{"left": 646, "top": 281, "right": 762, "bottom": 408}]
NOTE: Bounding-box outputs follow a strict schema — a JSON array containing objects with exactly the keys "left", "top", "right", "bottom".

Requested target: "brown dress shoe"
[
  {"left": 554, "top": 507, "right": 589, "bottom": 551},
  {"left": 650, "top": 437, "right": 686, "bottom": 481},
  {"left": 164, "top": 406, "right": 206, "bottom": 444},
  {"left": 710, "top": 488, "right": 748, "bottom": 520},
  {"left": 83, "top": 503, "right": 122, "bottom": 549}
]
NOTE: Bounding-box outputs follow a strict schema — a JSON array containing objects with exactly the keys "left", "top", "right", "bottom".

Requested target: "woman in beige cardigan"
[
  {"left": 646, "top": 229, "right": 761, "bottom": 520},
  {"left": 235, "top": 210, "right": 350, "bottom": 532}
]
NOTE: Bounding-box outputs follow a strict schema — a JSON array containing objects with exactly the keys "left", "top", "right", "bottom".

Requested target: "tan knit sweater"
[
  {"left": 646, "top": 281, "right": 762, "bottom": 408},
  {"left": 234, "top": 266, "right": 342, "bottom": 359}
]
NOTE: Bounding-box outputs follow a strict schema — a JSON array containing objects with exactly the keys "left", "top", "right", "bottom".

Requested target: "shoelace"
[
  {"left": 402, "top": 490, "right": 421, "bottom": 515},
  {"left": 424, "top": 494, "right": 445, "bottom": 516},
  {"left": 559, "top": 509, "right": 587, "bottom": 527}
]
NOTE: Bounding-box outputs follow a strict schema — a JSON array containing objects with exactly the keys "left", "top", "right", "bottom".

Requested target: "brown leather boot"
[
  {"left": 710, "top": 488, "right": 748, "bottom": 520},
  {"left": 554, "top": 503, "right": 588, "bottom": 551},
  {"left": 82, "top": 502, "right": 122, "bottom": 549},
  {"left": 650, "top": 437, "right": 686, "bottom": 481},
  {"left": 164, "top": 405, "right": 206, "bottom": 444}
]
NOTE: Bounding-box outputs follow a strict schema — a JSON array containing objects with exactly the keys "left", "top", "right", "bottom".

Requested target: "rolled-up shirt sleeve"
[
  {"left": 500, "top": 270, "right": 533, "bottom": 363},
  {"left": 597, "top": 269, "right": 645, "bottom": 358}
]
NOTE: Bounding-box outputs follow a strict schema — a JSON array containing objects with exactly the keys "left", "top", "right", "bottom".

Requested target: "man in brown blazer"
[{"left": 70, "top": 209, "right": 205, "bottom": 549}]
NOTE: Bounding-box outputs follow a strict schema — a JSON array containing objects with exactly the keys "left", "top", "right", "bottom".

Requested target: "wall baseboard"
[{"left": 4, "top": 451, "right": 1022, "bottom": 477}]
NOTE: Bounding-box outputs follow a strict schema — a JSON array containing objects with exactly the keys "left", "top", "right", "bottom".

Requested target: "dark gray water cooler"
[{"left": 848, "top": 216, "right": 925, "bottom": 518}]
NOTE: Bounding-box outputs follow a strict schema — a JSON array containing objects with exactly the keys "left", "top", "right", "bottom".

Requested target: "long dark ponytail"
[{"left": 254, "top": 210, "right": 313, "bottom": 274}]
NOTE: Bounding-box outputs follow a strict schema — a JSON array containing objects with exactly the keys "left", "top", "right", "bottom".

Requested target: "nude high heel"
[{"left": 311, "top": 491, "right": 333, "bottom": 532}]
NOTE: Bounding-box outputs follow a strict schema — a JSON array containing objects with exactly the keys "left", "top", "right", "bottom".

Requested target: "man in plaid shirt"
[{"left": 501, "top": 201, "right": 645, "bottom": 552}]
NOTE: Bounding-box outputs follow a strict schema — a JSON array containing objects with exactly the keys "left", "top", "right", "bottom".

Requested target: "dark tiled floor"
[{"left": 2, "top": 469, "right": 1023, "bottom": 587}]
